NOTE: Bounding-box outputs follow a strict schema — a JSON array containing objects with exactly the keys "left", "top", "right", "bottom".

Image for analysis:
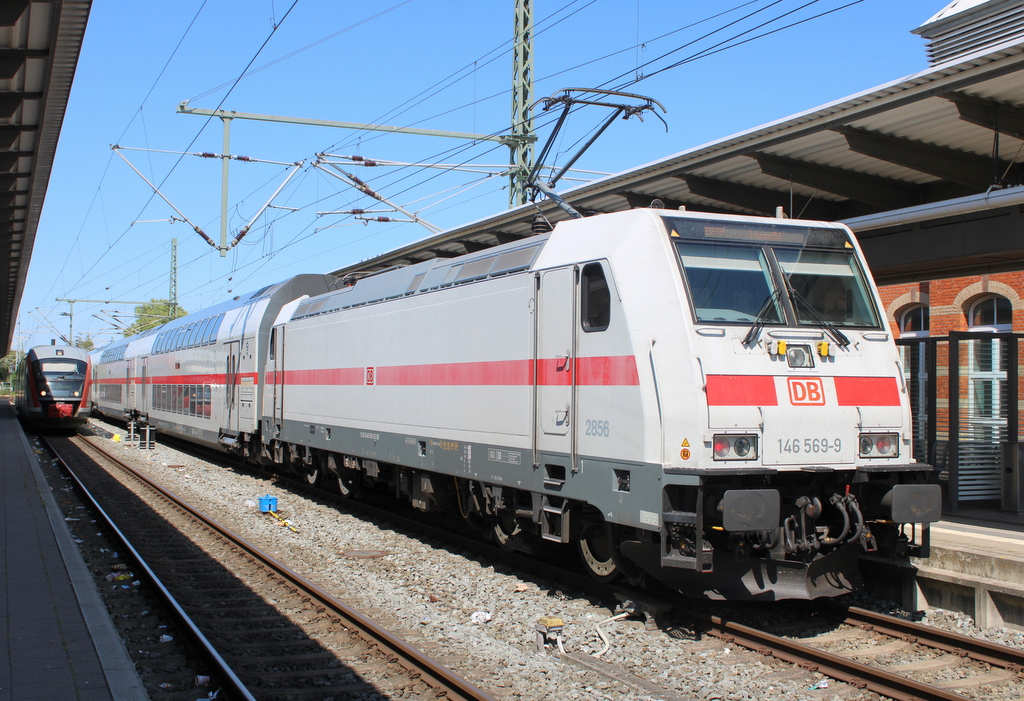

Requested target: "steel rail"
[
  {"left": 836, "top": 604, "right": 1024, "bottom": 672},
  {"left": 60, "top": 435, "right": 497, "bottom": 701},
  {"left": 42, "top": 435, "right": 257, "bottom": 701},
  {"left": 686, "top": 609, "right": 977, "bottom": 701}
]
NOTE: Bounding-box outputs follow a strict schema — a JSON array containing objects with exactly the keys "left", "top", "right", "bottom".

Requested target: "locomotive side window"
[
  {"left": 676, "top": 242, "right": 780, "bottom": 324},
  {"left": 581, "top": 263, "right": 610, "bottom": 332}
]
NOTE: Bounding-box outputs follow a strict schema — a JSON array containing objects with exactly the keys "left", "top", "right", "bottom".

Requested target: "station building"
[{"left": 879, "top": 1, "right": 1024, "bottom": 515}]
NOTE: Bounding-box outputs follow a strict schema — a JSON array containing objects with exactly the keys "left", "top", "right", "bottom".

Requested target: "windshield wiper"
[
  {"left": 786, "top": 282, "right": 850, "bottom": 347},
  {"left": 743, "top": 288, "right": 784, "bottom": 346}
]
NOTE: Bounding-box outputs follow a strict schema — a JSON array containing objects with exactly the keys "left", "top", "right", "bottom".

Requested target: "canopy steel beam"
[
  {"left": 752, "top": 153, "right": 913, "bottom": 210},
  {"left": 943, "top": 91, "right": 1024, "bottom": 138},
  {"left": 833, "top": 126, "right": 1012, "bottom": 190},
  {"left": 679, "top": 174, "right": 844, "bottom": 220}
]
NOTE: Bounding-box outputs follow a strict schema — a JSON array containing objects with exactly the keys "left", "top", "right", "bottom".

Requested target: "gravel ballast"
[{"left": 74, "top": 418, "right": 1024, "bottom": 700}]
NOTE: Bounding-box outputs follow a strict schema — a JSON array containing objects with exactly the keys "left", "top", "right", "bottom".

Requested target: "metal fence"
[{"left": 896, "top": 332, "right": 1022, "bottom": 513}]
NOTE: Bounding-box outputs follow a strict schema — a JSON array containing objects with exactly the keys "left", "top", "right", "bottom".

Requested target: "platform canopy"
[
  {"left": 0, "top": 0, "right": 91, "bottom": 354},
  {"left": 332, "top": 26, "right": 1024, "bottom": 288}
]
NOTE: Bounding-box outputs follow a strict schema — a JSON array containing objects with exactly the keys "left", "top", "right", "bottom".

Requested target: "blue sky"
[{"left": 20, "top": 0, "right": 946, "bottom": 348}]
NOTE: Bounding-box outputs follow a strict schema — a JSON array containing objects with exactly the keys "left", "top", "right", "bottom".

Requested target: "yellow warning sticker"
[{"left": 681, "top": 439, "right": 690, "bottom": 447}]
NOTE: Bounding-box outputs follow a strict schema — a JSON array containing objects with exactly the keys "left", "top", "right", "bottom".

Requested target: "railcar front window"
[
  {"left": 676, "top": 242, "right": 781, "bottom": 324},
  {"left": 37, "top": 360, "right": 87, "bottom": 396},
  {"left": 775, "top": 249, "right": 881, "bottom": 328}
]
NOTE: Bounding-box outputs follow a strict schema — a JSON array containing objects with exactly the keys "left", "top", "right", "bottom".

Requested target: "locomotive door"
[
  {"left": 535, "top": 268, "right": 577, "bottom": 463},
  {"left": 224, "top": 340, "right": 240, "bottom": 432},
  {"left": 269, "top": 325, "right": 285, "bottom": 429}
]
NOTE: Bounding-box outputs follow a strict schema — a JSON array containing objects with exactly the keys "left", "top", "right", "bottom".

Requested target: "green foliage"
[
  {"left": 75, "top": 337, "right": 95, "bottom": 350},
  {"left": 0, "top": 350, "right": 20, "bottom": 383},
  {"left": 122, "top": 299, "right": 187, "bottom": 338}
]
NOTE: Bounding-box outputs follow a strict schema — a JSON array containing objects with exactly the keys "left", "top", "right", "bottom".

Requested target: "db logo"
[
  {"left": 365, "top": 367, "right": 375, "bottom": 386},
  {"left": 787, "top": 377, "right": 825, "bottom": 406}
]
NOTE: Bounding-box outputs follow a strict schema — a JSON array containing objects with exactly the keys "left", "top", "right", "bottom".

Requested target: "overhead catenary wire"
[
  {"left": 56, "top": 1, "right": 304, "bottom": 307},
  {"left": 51, "top": 1, "right": 877, "bottom": 344}
]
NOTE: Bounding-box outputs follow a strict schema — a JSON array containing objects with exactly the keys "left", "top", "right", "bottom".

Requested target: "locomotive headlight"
[
  {"left": 39, "top": 390, "right": 46, "bottom": 397},
  {"left": 713, "top": 437, "right": 732, "bottom": 458},
  {"left": 712, "top": 434, "right": 758, "bottom": 461},
  {"left": 859, "top": 432, "right": 899, "bottom": 458},
  {"left": 786, "top": 344, "right": 814, "bottom": 368},
  {"left": 73, "top": 391, "right": 80, "bottom": 397}
]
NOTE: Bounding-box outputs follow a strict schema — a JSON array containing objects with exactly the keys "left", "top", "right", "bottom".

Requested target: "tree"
[
  {"left": 75, "top": 337, "right": 95, "bottom": 351},
  {"left": 122, "top": 299, "right": 187, "bottom": 337},
  {"left": 0, "top": 350, "right": 20, "bottom": 383}
]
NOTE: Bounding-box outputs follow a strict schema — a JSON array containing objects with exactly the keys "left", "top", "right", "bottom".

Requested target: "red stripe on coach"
[
  {"left": 833, "top": 376, "right": 901, "bottom": 406},
  {"left": 705, "top": 375, "right": 778, "bottom": 406}
]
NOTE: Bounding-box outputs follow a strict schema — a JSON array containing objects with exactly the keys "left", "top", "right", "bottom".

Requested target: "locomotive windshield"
[
  {"left": 35, "top": 359, "right": 87, "bottom": 397},
  {"left": 665, "top": 217, "right": 882, "bottom": 329}
]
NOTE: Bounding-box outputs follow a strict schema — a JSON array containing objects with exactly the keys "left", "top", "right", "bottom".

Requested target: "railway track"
[
  {"left": 683, "top": 603, "right": 1024, "bottom": 701},
  {"left": 262, "top": 453, "right": 1024, "bottom": 701},
  {"left": 72, "top": 419, "right": 1024, "bottom": 701},
  {"left": 45, "top": 433, "right": 495, "bottom": 701}
]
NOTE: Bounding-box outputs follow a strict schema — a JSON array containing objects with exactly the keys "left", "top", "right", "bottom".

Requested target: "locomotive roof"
[{"left": 290, "top": 234, "right": 550, "bottom": 322}]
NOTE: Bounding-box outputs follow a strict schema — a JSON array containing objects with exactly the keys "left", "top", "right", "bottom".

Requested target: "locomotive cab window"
[
  {"left": 667, "top": 217, "right": 883, "bottom": 330},
  {"left": 581, "top": 263, "right": 610, "bottom": 332},
  {"left": 775, "top": 249, "right": 881, "bottom": 328},
  {"left": 676, "top": 242, "right": 780, "bottom": 324}
]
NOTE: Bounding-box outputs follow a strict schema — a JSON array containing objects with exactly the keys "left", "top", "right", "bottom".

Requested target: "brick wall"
[{"left": 879, "top": 272, "right": 1024, "bottom": 337}]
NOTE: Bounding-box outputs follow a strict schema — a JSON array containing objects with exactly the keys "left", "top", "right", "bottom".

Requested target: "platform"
[
  {"left": 910, "top": 509, "right": 1024, "bottom": 631},
  {"left": 0, "top": 403, "right": 147, "bottom": 700}
]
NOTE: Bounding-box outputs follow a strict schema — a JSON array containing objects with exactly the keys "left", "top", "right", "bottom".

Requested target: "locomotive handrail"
[{"left": 649, "top": 339, "right": 664, "bottom": 465}]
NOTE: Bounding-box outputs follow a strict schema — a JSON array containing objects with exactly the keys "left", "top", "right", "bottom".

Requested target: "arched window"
[
  {"left": 969, "top": 295, "right": 1012, "bottom": 332},
  {"left": 899, "top": 305, "right": 929, "bottom": 338}
]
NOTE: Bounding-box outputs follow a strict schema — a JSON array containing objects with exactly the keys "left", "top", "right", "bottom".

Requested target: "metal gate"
[{"left": 897, "top": 332, "right": 1022, "bottom": 513}]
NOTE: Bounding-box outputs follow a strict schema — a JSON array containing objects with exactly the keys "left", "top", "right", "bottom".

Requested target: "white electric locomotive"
[
  {"left": 93, "top": 207, "right": 940, "bottom": 600},
  {"left": 14, "top": 344, "right": 91, "bottom": 429}
]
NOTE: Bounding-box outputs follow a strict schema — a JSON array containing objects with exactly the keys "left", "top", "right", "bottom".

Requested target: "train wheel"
[
  {"left": 337, "top": 470, "right": 359, "bottom": 498},
  {"left": 492, "top": 512, "right": 521, "bottom": 551},
  {"left": 578, "top": 530, "right": 620, "bottom": 582},
  {"left": 301, "top": 462, "right": 324, "bottom": 488}
]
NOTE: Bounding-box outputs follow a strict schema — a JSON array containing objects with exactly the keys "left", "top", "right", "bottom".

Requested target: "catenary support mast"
[{"left": 510, "top": 0, "right": 534, "bottom": 207}]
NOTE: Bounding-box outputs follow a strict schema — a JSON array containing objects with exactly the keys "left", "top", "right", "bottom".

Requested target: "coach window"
[
  {"left": 197, "top": 317, "right": 212, "bottom": 345},
  {"left": 209, "top": 314, "right": 225, "bottom": 343},
  {"left": 581, "top": 263, "right": 610, "bottom": 332}
]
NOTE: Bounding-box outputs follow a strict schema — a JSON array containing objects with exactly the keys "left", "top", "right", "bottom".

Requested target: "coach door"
[
  {"left": 535, "top": 267, "right": 577, "bottom": 470},
  {"left": 126, "top": 359, "right": 135, "bottom": 410},
  {"left": 225, "top": 340, "right": 240, "bottom": 432},
  {"left": 140, "top": 358, "right": 147, "bottom": 413}
]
